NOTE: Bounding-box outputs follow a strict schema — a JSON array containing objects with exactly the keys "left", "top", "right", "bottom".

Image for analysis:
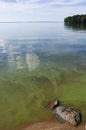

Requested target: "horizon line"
[{"left": 0, "top": 21, "right": 63, "bottom": 23}]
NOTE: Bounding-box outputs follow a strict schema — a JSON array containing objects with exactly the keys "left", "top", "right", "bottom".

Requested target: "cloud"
[
  {"left": 0, "top": 0, "right": 86, "bottom": 8},
  {"left": 0, "top": 0, "right": 86, "bottom": 21},
  {"left": 48, "top": 0, "right": 86, "bottom": 7},
  {"left": 0, "top": 0, "right": 16, "bottom": 2}
]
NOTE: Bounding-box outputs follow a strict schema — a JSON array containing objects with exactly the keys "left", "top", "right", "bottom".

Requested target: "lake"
[{"left": 0, "top": 22, "right": 86, "bottom": 130}]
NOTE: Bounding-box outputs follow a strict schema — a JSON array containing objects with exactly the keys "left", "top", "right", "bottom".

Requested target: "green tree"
[{"left": 64, "top": 14, "right": 86, "bottom": 24}]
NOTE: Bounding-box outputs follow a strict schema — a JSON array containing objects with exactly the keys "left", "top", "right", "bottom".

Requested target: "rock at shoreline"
[{"left": 54, "top": 106, "right": 81, "bottom": 126}]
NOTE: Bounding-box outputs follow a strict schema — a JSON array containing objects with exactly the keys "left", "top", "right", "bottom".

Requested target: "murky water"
[{"left": 0, "top": 23, "right": 86, "bottom": 130}]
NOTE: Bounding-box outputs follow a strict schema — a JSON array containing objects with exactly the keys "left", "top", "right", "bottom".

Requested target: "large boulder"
[{"left": 54, "top": 106, "right": 81, "bottom": 126}]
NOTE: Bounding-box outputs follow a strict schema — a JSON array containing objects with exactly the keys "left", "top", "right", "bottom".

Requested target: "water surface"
[{"left": 0, "top": 22, "right": 86, "bottom": 130}]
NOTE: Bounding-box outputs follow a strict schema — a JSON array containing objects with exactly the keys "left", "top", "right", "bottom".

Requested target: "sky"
[{"left": 0, "top": 0, "right": 86, "bottom": 22}]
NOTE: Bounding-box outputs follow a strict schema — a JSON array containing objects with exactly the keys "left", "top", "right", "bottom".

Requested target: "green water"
[{"left": 0, "top": 23, "right": 86, "bottom": 130}]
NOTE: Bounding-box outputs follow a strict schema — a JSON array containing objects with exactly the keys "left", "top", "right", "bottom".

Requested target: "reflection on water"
[
  {"left": 8, "top": 54, "right": 25, "bottom": 70},
  {"left": 64, "top": 22, "right": 86, "bottom": 30},
  {"left": 0, "top": 34, "right": 86, "bottom": 72},
  {"left": 0, "top": 39, "right": 40, "bottom": 71},
  {"left": 8, "top": 53, "right": 39, "bottom": 71},
  {"left": 26, "top": 53, "right": 39, "bottom": 71},
  {"left": 0, "top": 39, "right": 6, "bottom": 54}
]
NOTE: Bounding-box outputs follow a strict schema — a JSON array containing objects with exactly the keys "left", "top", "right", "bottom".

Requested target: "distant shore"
[
  {"left": 0, "top": 21, "right": 61, "bottom": 23},
  {"left": 64, "top": 14, "right": 86, "bottom": 24}
]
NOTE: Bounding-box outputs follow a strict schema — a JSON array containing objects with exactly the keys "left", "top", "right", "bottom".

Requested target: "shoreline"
[
  {"left": 15, "top": 118, "right": 85, "bottom": 130},
  {"left": 19, "top": 121, "right": 85, "bottom": 130}
]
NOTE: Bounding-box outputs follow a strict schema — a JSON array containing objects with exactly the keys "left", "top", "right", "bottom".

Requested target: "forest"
[{"left": 64, "top": 14, "right": 86, "bottom": 24}]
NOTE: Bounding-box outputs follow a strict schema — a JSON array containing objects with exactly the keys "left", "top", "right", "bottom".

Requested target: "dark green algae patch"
[{"left": 0, "top": 64, "right": 86, "bottom": 130}]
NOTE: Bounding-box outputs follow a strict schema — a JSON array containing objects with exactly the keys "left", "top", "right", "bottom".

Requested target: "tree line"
[{"left": 64, "top": 14, "right": 86, "bottom": 24}]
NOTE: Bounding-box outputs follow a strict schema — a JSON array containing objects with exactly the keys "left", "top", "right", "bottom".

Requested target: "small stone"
[{"left": 49, "top": 99, "right": 59, "bottom": 109}]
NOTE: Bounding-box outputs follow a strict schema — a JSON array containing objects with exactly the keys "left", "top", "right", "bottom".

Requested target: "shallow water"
[{"left": 0, "top": 22, "right": 86, "bottom": 130}]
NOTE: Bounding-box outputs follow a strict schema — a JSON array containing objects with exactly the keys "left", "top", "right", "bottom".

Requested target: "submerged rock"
[
  {"left": 54, "top": 106, "right": 81, "bottom": 126},
  {"left": 49, "top": 99, "right": 59, "bottom": 109},
  {"left": 44, "top": 99, "right": 59, "bottom": 109}
]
